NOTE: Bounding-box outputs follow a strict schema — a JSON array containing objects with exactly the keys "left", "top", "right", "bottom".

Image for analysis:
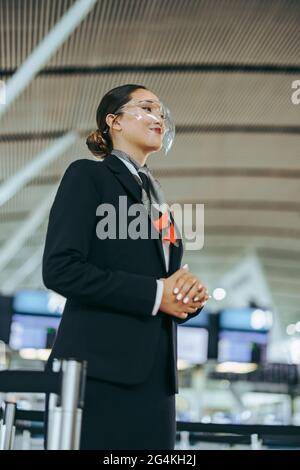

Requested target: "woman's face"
[{"left": 112, "top": 89, "right": 165, "bottom": 153}]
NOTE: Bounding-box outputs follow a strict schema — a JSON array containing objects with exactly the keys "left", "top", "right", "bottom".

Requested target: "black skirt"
[{"left": 80, "top": 315, "right": 176, "bottom": 450}]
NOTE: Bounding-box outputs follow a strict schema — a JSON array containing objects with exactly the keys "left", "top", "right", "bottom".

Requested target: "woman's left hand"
[{"left": 173, "top": 265, "right": 209, "bottom": 309}]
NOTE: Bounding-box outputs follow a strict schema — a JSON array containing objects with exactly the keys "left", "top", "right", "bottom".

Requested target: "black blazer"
[{"left": 42, "top": 153, "right": 202, "bottom": 394}]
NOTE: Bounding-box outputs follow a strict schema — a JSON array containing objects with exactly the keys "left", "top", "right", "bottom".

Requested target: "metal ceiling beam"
[
  {"left": 1, "top": 246, "right": 44, "bottom": 295},
  {"left": 2, "top": 62, "right": 300, "bottom": 77},
  {"left": 0, "top": 0, "right": 97, "bottom": 120},
  {"left": 0, "top": 190, "right": 56, "bottom": 273},
  {"left": 2, "top": 124, "right": 300, "bottom": 142},
  {"left": 0, "top": 131, "right": 77, "bottom": 206}
]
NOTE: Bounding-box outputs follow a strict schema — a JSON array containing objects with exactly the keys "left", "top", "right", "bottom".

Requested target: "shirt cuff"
[{"left": 151, "top": 279, "right": 164, "bottom": 316}]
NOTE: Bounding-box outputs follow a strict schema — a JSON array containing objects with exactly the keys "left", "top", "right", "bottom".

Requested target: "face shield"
[{"left": 114, "top": 99, "right": 175, "bottom": 154}]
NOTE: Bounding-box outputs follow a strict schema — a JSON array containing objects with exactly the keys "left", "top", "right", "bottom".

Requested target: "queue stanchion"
[
  {"left": 21, "top": 430, "right": 31, "bottom": 450},
  {"left": 46, "top": 358, "right": 87, "bottom": 450},
  {"left": 0, "top": 414, "right": 3, "bottom": 449},
  {"left": 59, "top": 359, "right": 85, "bottom": 450},
  {"left": 0, "top": 358, "right": 87, "bottom": 450},
  {"left": 74, "top": 360, "right": 87, "bottom": 450},
  {"left": 0, "top": 401, "right": 16, "bottom": 450},
  {"left": 251, "top": 433, "right": 262, "bottom": 450},
  {"left": 46, "top": 359, "right": 62, "bottom": 450}
]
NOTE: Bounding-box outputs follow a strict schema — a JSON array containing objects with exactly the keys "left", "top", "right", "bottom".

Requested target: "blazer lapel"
[
  {"left": 167, "top": 211, "right": 183, "bottom": 275},
  {"left": 103, "top": 153, "right": 167, "bottom": 273}
]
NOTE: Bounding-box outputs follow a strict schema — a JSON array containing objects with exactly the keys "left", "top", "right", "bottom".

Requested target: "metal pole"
[
  {"left": 10, "top": 425, "right": 16, "bottom": 450},
  {"left": 46, "top": 359, "right": 62, "bottom": 450},
  {"left": 46, "top": 358, "right": 87, "bottom": 450},
  {"left": 47, "top": 406, "right": 62, "bottom": 450},
  {"left": 0, "top": 402, "right": 16, "bottom": 450},
  {"left": 0, "top": 419, "right": 4, "bottom": 449},
  {"left": 251, "top": 433, "right": 262, "bottom": 450},
  {"left": 73, "top": 408, "right": 83, "bottom": 450},
  {"left": 21, "top": 430, "right": 31, "bottom": 450},
  {"left": 73, "top": 360, "right": 87, "bottom": 450},
  {"left": 59, "top": 360, "right": 82, "bottom": 450}
]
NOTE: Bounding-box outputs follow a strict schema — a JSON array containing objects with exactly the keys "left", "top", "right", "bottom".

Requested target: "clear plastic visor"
[{"left": 114, "top": 99, "right": 175, "bottom": 154}]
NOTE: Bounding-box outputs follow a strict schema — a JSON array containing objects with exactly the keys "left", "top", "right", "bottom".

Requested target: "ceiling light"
[{"left": 212, "top": 288, "right": 226, "bottom": 301}]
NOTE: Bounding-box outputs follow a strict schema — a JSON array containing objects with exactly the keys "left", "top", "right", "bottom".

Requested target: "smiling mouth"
[{"left": 150, "top": 128, "right": 162, "bottom": 134}]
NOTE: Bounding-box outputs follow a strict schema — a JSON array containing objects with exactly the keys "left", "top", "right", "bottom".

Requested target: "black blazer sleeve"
[{"left": 42, "top": 160, "right": 157, "bottom": 317}]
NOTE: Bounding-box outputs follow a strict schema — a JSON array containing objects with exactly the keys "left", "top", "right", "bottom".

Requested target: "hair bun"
[{"left": 86, "top": 128, "right": 110, "bottom": 158}]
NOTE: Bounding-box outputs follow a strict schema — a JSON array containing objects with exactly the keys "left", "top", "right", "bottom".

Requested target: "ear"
[{"left": 106, "top": 113, "right": 122, "bottom": 132}]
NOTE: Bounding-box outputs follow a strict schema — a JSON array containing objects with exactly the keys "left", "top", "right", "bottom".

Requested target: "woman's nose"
[{"left": 153, "top": 113, "right": 164, "bottom": 127}]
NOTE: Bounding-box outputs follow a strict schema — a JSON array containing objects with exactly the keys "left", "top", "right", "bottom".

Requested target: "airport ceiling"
[{"left": 0, "top": 0, "right": 299, "bottom": 327}]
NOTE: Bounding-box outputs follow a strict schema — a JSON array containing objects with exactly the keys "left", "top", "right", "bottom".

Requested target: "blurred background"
[{"left": 0, "top": 0, "right": 300, "bottom": 450}]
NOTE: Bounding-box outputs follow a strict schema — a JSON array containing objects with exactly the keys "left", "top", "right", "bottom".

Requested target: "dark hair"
[{"left": 86, "top": 84, "right": 147, "bottom": 159}]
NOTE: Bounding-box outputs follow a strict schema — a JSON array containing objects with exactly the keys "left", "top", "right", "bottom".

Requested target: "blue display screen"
[
  {"left": 219, "top": 308, "right": 272, "bottom": 332},
  {"left": 218, "top": 330, "right": 268, "bottom": 363},
  {"left": 177, "top": 326, "right": 208, "bottom": 364},
  {"left": 9, "top": 313, "right": 61, "bottom": 350},
  {"left": 13, "top": 289, "right": 64, "bottom": 316},
  {"left": 9, "top": 289, "right": 64, "bottom": 350}
]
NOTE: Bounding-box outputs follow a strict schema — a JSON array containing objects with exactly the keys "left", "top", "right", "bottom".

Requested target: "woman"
[{"left": 42, "top": 84, "right": 209, "bottom": 450}]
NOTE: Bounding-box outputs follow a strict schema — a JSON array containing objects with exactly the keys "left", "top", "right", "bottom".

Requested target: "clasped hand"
[{"left": 159, "top": 264, "right": 209, "bottom": 320}]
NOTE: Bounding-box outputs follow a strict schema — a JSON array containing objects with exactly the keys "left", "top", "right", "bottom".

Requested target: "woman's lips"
[{"left": 150, "top": 128, "right": 162, "bottom": 134}]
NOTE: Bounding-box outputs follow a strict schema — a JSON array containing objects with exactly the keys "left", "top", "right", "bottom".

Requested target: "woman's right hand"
[{"left": 159, "top": 266, "right": 208, "bottom": 320}]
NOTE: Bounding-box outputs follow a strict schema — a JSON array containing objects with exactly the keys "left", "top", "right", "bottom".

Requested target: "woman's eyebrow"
[{"left": 141, "top": 99, "right": 160, "bottom": 103}]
